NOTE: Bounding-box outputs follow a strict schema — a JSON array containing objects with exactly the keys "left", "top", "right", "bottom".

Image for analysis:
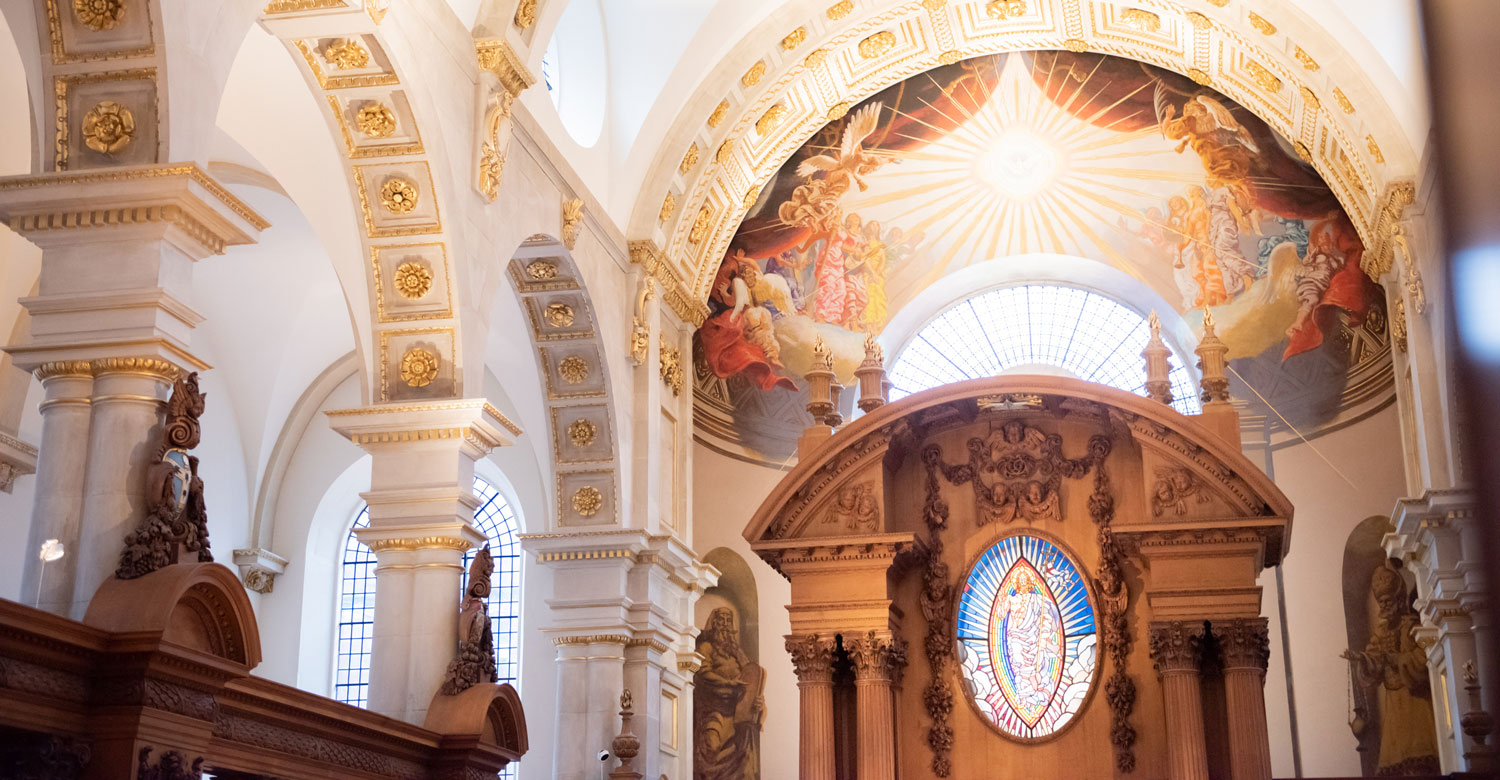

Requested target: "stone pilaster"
[
  {"left": 328, "top": 400, "right": 519, "bottom": 724},
  {"left": 1217, "top": 617, "right": 1272, "bottom": 780},
  {"left": 0, "top": 165, "right": 265, "bottom": 618},
  {"left": 786, "top": 634, "right": 837, "bottom": 780},
  {"left": 1150, "top": 620, "right": 1210, "bottom": 780},
  {"left": 846, "top": 631, "right": 906, "bottom": 780}
]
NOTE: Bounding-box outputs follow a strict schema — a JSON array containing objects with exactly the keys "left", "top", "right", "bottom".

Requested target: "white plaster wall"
[
  {"left": 0, "top": 381, "right": 41, "bottom": 601},
  {"left": 1265, "top": 402, "right": 1409, "bottom": 776},
  {"left": 690, "top": 443, "right": 796, "bottom": 780}
]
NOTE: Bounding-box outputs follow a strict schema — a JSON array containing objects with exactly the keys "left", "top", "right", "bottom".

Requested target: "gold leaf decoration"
[
  {"left": 742, "top": 60, "right": 766, "bottom": 88},
  {"left": 558, "top": 355, "right": 589, "bottom": 384},
  {"left": 680, "top": 143, "right": 700, "bottom": 173},
  {"left": 781, "top": 27, "right": 807, "bottom": 50},
  {"left": 1187, "top": 67, "right": 1212, "bottom": 86},
  {"left": 1204, "top": 0, "right": 1227, "bottom": 5},
  {"left": 1247, "top": 60, "right": 1282, "bottom": 93},
  {"left": 858, "top": 31, "right": 897, "bottom": 59},
  {"left": 757, "top": 104, "right": 787, "bottom": 135},
  {"left": 716, "top": 139, "right": 734, "bottom": 164},
  {"left": 1119, "top": 8, "right": 1160, "bottom": 32},
  {"left": 659, "top": 192, "right": 676, "bottom": 223},
  {"left": 572, "top": 486, "right": 603, "bottom": 517},
  {"left": 743, "top": 185, "right": 761, "bottom": 209},
  {"left": 74, "top": 0, "right": 124, "bottom": 31},
  {"left": 1247, "top": 11, "right": 1276, "bottom": 35},
  {"left": 689, "top": 207, "right": 711, "bottom": 244},
  {"left": 544, "top": 302, "right": 575, "bottom": 328},
  {"left": 827, "top": 101, "right": 851, "bottom": 121},
  {"left": 1063, "top": 38, "right": 1088, "bottom": 53},
  {"left": 659, "top": 339, "right": 684, "bottom": 395},
  {"left": 708, "top": 100, "right": 729, "bottom": 128},
  {"left": 1367, "top": 135, "right": 1384, "bottom": 164},
  {"left": 81, "top": 101, "right": 134, "bottom": 156},
  {"left": 826, "top": 0, "right": 853, "bottom": 20},
  {"left": 399, "top": 347, "right": 439, "bottom": 387},
  {"left": 526, "top": 260, "right": 557, "bottom": 280},
  {"left": 380, "top": 178, "right": 418, "bottom": 214},
  {"left": 1295, "top": 46, "right": 1319, "bottom": 71},
  {"left": 986, "top": 0, "right": 1025, "bottom": 20},
  {"left": 1391, "top": 298, "right": 1408, "bottom": 352},
  {"left": 1333, "top": 87, "right": 1354, "bottom": 114},
  {"left": 393, "top": 260, "right": 433, "bottom": 299},
  {"left": 1299, "top": 86, "right": 1319, "bottom": 110},
  {"left": 1186, "top": 11, "right": 1211, "bottom": 30},
  {"left": 513, "top": 0, "right": 536, "bottom": 29},
  {"left": 356, "top": 103, "right": 397, "bottom": 138},
  {"left": 567, "top": 418, "right": 597, "bottom": 447},
  {"left": 805, "top": 49, "right": 829, "bottom": 68},
  {"left": 1293, "top": 141, "right": 1312, "bottom": 163},
  {"left": 922, "top": 0, "right": 945, "bottom": 9},
  {"left": 938, "top": 50, "right": 963, "bottom": 65},
  {"left": 324, "top": 39, "right": 370, "bottom": 70}
]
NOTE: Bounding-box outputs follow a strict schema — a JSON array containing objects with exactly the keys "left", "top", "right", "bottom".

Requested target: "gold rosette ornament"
[
  {"left": 393, "top": 261, "right": 433, "bottom": 299},
  {"left": 74, "top": 0, "right": 124, "bottom": 31},
  {"left": 380, "top": 178, "right": 418, "bottom": 214},
  {"left": 399, "top": 347, "right": 440, "bottom": 387},
  {"left": 82, "top": 101, "right": 135, "bottom": 156},
  {"left": 572, "top": 486, "right": 603, "bottom": 517}
]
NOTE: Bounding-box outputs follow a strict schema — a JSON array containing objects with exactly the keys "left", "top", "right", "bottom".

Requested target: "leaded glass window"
[
  {"left": 957, "top": 534, "right": 1097, "bottom": 740},
  {"left": 335, "top": 476, "right": 522, "bottom": 708},
  {"left": 889, "top": 285, "right": 1201, "bottom": 414}
]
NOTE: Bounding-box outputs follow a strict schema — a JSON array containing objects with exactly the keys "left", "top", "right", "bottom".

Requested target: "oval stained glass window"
[{"left": 956, "top": 534, "right": 1097, "bottom": 740}]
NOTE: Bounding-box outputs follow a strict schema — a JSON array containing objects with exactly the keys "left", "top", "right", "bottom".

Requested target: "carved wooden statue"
[
  {"left": 1343, "top": 558, "right": 1440, "bottom": 775},
  {"left": 693, "top": 607, "right": 764, "bottom": 780},
  {"left": 117, "top": 372, "right": 213, "bottom": 580},
  {"left": 441, "top": 545, "right": 498, "bottom": 695}
]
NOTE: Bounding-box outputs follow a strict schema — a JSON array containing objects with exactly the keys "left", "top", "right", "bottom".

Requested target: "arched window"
[
  {"left": 888, "top": 284, "right": 1201, "bottom": 415},
  {"left": 336, "top": 476, "right": 523, "bottom": 708}
]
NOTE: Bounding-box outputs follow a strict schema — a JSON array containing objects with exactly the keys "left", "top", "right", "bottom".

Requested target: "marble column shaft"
[
  {"left": 1150, "top": 621, "right": 1210, "bottom": 780},
  {"left": 20, "top": 364, "right": 93, "bottom": 614},
  {"left": 787, "top": 635, "right": 836, "bottom": 780},
  {"left": 1218, "top": 618, "right": 1273, "bottom": 780}
]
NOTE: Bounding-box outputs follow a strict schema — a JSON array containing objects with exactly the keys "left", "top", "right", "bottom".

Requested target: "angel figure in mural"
[
  {"left": 694, "top": 608, "right": 765, "bottom": 780},
  {"left": 713, "top": 254, "right": 792, "bottom": 369},
  {"left": 1157, "top": 90, "right": 1259, "bottom": 212},
  {"left": 1340, "top": 559, "right": 1440, "bottom": 775}
]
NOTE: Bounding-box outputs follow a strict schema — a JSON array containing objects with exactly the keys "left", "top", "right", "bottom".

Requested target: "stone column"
[
  {"left": 1217, "top": 618, "right": 1273, "bottom": 780},
  {"left": 847, "top": 631, "right": 905, "bottom": 780},
  {"left": 19, "top": 362, "right": 93, "bottom": 613},
  {"left": 329, "top": 401, "right": 518, "bottom": 724},
  {"left": 1150, "top": 621, "right": 1210, "bottom": 780},
  {"left": 786, "top": 635, "right": 836, "bottom": 780},
  {"left": 0, "top": 165, "right": 265, "bottom": 618}
]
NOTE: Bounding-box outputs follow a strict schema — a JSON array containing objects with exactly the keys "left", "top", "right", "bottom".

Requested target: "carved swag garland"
[{"left": 918, "top": 421, "right": 1138, "bottom": 774}]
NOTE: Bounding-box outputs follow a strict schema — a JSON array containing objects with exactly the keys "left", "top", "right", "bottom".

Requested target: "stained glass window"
[
  {"left": 956, "top": 534, "right": 1097, "bottom": 740},
  {"left": 889, "top": 285, "right": 1201, "bottom": 414},
  {"left": 336, "top": 476, "right": 523, "bottom": 707}
]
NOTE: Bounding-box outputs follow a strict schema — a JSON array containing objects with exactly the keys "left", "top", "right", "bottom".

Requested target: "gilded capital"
[
  {"left": 34, "top": 360, "right": 95, "bottom": 381},
  {"left": 90, "top": 357, "right": 182, "bottom": 382}
]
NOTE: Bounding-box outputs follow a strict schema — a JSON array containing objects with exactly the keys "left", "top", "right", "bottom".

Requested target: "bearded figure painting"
[
  {"left": 957, "top": 534, "right": 1097, "bottom": 740},
  {"left": 695, "top": 51, "right": 1389, "bottom": 464},
  {"left": 694, "top": 607, "right": 765, "bottom": 780}
]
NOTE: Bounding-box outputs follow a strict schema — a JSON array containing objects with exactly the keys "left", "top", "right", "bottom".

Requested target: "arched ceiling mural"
[{"left": 694, "top": 51, "right": 1390, "bottom": 464}]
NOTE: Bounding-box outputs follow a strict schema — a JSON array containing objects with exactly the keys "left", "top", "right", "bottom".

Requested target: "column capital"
[
  {"left": 1215, "top": 617, "right": 1270, "bottom": 673},
  {"left": 1149, "top": 620, "right": 1207, "bottom": 675},
  {"left": 846, "top": 631, "right": 908, "bottom": 683},
  {"left": 354, "top": 523, "right": 485, "bottom": 555},
  {"left": 0, "top": 164, "right": 267, "bottom": 257},
  {"left": 328, "top": 399, "right": 522, "bottom": 457},
  {"left": 785, "top": 634, "right": 837, "bottom": 682}
]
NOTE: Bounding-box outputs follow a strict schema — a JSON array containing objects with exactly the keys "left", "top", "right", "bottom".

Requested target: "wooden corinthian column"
[
  {"left": 1218, "top": 618, "right": 1273, "bottom": 780},
  {"left": 786, "top": 635, "right": 837, "bottom": 780},
  {"left": 1150, "top": 621, "right": 1210, "bottom": 780},
  {"left": 847, "top": 631, "right": 907, "bottom": 780}
]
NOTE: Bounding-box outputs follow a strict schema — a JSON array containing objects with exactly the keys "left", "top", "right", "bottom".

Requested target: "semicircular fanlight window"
[
  {"left": 889, "top": 285, "right": 1200, "bottom": 414},
  {"left": 957, "top": 534, "right": 1098, "bottom": 740}
]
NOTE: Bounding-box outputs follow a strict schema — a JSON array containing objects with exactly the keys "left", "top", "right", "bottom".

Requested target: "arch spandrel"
[{"left": 745, "top": 376, "right": 1292, "bottom": 565}]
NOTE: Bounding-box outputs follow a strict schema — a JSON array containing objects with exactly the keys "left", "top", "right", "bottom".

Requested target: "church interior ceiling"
[{"left": 693, "top": 51, "right": 1391, "bottom": 463}]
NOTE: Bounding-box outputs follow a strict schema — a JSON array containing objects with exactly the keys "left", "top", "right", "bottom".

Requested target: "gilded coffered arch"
[
  {"left": 507, "top": 234, "right": 623, "bottom": 529},
  {"left": 259, "top": 1, "right": 535, "bottom": 405},
  {"left": 629, "top": 0, "right": 1420, "bottom": 307}
]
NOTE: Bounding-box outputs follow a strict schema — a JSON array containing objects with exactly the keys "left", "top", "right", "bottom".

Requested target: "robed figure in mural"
[
  {"left": 694, "top": 607, "right": 765, "bottom": 780},
  {"left": 1341, "top": 559, "right": 1440, "bottom": 775}
]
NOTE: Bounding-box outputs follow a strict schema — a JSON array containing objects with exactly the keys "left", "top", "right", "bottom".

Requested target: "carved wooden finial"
[
  {"left": 1195, "top": 308, "right": 1230, "bottom": 404},
  {"left": 610, "top": 688, "right": 643, "bottom": 779},
  {"left": 804, "top": 337, "right": 838, "bottom": 426},
  {"left": 856, "top": 334, "right": 888, "bottom": 413},
  {"left": 1141, "top": 310, "right": 1172, "bottom": 406}
]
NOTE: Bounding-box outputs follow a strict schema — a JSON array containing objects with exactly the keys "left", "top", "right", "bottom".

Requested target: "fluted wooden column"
[
  {"left": 787, "top": 635, "right": 836, "bottom": 780},
  {"left": 848, "top": 631, "right": 906, "bottom": 780},
  {"left": 1150, "top": 621, "right": 1210, "bottom": 780},
  {"left": 1218, "top": 618, "right": 1273, "bottom": 780}
]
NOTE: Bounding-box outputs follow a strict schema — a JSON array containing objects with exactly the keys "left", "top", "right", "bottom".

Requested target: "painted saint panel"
[
  {"left": 957, "top": 534, "right": 1097, "bottom": 740},
  {"left": 695, "top": 51, "right": 1389, "bottom": 463}
]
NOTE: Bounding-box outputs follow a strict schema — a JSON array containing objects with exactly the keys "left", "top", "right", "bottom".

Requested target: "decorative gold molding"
[
  {"left": 365, "top": 535, "right": 475, "bottom": 552},
  {"left": 356, "top": 102, "right": 397, "bottom": 138},
  {"left": 552, "top": 633, "right": 631, "bottom": 645},
  {"left": 741, "top": 61, "right": 766, "bottom": 88},
  {"left": 399, "top": 346, "right": 439, "bottom": 387},
  {"left": 659, "top": 338, "right": 684, "bottom": 396},
  {"left": 781, "top": 27, "right": 807, "bottom": 50},
  {"left": 352, "top": 164, "right": 441, "bottom": 238},
  {"left": 859, "top": 31, "right": 898, "bottom": 59},
  {"left": 476, "top": 39, "right": 537, "bottom": 95},
  {"left": 627, "top": 241, "right": 709, "bottom": 326},
  {"left": 0, "top": 163, "right": 269, "bottom": 230},
  {"left": 1247, "top": 11, "right": 1276, "bottom": 35},
  {"left": 707, "top": 100, "right": 729, "bottom": 128},
  {"left": 513, "top": 0, "right": 537, "bottom": 29},
  {"left": 53, "top": 68, "right": 156, "bottom": 171},
  {"left": 679, "top": 143, "right": 700, "bottom": 174},
  {"left": 323, "top": 39, "right": 370, "bottom": 70},
  {"left": 90, "top": 356, "right": 181, "bottom": 381},
  {"left": 379, "top": 177, "right": 418, "bottom": 214},
  {"left": 292, "top": 40, "right": 398, "bottom": 91},
  {"left": 74, "top": 0, "right": 124, "bottom": 31},
  {"left": 45, "top": 0, "right": 154, "bottom": 65},
  {"left": 34, "top": 360, "right": 95, "bottom": 380},
  {"left": 1294, "top": 46, "right": 1319, "bottom": 71},
  {"left": 264, "top": 0, "right": 348, "bottom": 13},
  {"left": 325, "top": 399, "right": 522, "bottom": 436},
  {"left": 558, "top": 355, "right": 590, "bottom": 384},
  {"left": 561, "top": 198, "right": 584, "bottom": 250},
  {"left": 572, "top": 485, "right": 604, "bottom": 516}
]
